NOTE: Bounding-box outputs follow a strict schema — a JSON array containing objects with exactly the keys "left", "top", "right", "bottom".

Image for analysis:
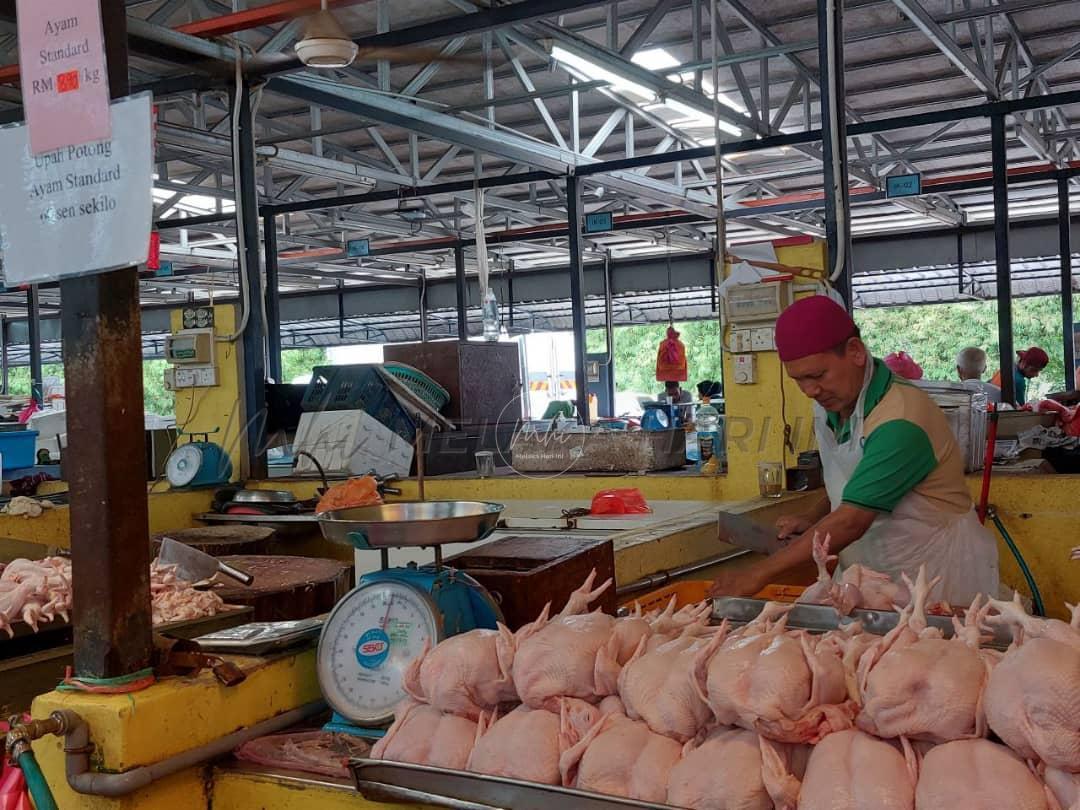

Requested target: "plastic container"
[
  {"left": 620, "top": 580, "right": 710, "bottom": 612},
  {"left": 696, "top": 396, "right": 721, "bottom": 474},
  {"left": 0, "top": 430, "right": 39, "bottom": 469}
]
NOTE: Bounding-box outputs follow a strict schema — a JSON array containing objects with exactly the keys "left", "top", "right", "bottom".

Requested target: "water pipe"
[{"left": 986, "top": 507, "right": 1046, "bottom": 617}]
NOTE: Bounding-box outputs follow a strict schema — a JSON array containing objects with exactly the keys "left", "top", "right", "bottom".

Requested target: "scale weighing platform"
[{"left": 315, "top": 501, "right": 505, "bottom": 737}]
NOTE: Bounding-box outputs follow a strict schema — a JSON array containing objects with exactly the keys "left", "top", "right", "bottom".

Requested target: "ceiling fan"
[{"left": 296, "top": 0, "right": 482, "bottom": 69}]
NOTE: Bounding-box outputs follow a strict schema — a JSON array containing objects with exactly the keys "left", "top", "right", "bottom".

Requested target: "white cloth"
[{"left": 813, "top": 363, "right": 999, "bottom": 606}]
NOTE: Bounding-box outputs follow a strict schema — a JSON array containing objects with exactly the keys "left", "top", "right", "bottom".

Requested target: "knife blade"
[
  {"left": 716, "top": 510, "right": 785, "bottom": 555},
  {"left": 159, "top": 537, "right": 254, "bottom": 586}
]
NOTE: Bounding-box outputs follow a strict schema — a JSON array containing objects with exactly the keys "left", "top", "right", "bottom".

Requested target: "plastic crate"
[
  {"left": 754, "top": 583, "right": 807, "bottom": 602},
  {"left": 620, "top": 580, "right": 711, "bottom": 612},
  {"left": 0, "top": 429, "right": 39, "bottom": 468},
  {"left": 383, "top": 362, "right": 450, "bottom": 413}
]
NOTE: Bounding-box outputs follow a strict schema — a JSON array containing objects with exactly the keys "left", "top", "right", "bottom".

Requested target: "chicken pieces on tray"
[{"left": 369, "top": 567, "right": 1079, "bottom": 810}]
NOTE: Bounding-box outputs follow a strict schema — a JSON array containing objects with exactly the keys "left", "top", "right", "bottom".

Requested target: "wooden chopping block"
[
  {"left": 152, "top": 526, "right": 274, "bottom": 558},
  {"left": 446, "top": 536, "right": 616, "bottom": 630},
  {"left": 210, "top": 556, "right": 353, "bottom": 621}
]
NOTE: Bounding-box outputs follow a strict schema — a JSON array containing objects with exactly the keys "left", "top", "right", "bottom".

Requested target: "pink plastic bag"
[
  {"left": 590, "top": 488, "right": 652, "bottom": 515},
  {"left": 0, "top": 721, "right": 32, "bottom": 810},
  {"left": 883, "top": 351, "right": 923, "bottom": 380}
]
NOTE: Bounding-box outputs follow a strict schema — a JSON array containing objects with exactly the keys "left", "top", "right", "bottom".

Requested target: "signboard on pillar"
[
  {"left": 16, "top": 0, "right": 112, "bottom": 155},
  {"left": 0, "top": 94, "right": 153, "bottom": 286}
]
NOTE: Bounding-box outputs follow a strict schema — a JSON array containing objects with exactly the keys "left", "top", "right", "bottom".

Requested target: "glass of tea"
[{"left": 757, "top": 461, "right": 784, "bottom": 498}]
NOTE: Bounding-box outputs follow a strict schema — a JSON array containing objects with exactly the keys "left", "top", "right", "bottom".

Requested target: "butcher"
[{"left": 708, "top": 295, "right": 999, "bottom": 606}]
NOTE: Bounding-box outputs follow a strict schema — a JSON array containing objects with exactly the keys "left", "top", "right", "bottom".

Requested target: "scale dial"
[
  {"left": 165, "top": 444, "right": 204, "bottom": 488},
  {"left": 317, "top": 579, "right": 442, "bottom": 726}
]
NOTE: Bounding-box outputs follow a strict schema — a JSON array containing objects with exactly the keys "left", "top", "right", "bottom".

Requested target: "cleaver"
[
  {"left": 159, "top": 537, "right": 254, "bottom": 586},
  {"left": 716, "top": 510, "right": 786, "bottom": 555}
]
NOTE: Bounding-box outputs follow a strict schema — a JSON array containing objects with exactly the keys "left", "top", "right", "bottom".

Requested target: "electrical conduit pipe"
[{"left": 49, "top": 700, "right": 326, "bottom": 797}]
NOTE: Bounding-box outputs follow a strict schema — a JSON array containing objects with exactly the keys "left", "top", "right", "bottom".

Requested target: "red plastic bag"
[
  {"left": 590, "top": 488, "right": 652, "bottom": 515},
  {"left": 0, "top": 720, "right": 32, "bottom": 810},
  {"left": 655, "top": 326, "right": 688, "bottom": 382}
]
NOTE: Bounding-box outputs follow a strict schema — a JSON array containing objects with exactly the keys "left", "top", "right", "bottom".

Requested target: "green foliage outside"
[
  {"left": 586, "top": 296, "right": 1076, "bottom": 402},
  {"left": 281, "top": 347, "right": 328, "bottom": 384}
]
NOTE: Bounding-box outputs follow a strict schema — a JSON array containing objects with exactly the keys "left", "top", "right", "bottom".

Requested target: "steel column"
[
  {"left": 236, "top": 81, "right": 268, "bottom": 478},
  {"left": 419, "top": 268, "right": 429, "bottom": 342},
  {"left": 61, "top": 0, "right": 153, "bottom": 678},
  {"left": 1, "top": 317, "right": 8, "bottom": 395},
  {"left": 454, "top": 244, "right": 468, "bottom": 341},
  {"left": 818, "top": 0, "right": 853, "bottom": 307},
  {"left": 26, "top": 286, "right": 42, "bottom": 405},
  {"left": 566, "top": 174, "right": 590, "bottom": 424},
  {"left": 263, "top": 213, "right": 283, "bottom": 382},
  {"left": 991, "top": 114, "right": 1016, "bottom": 404},
  {"left": 1059, "top": 173, "right": 1076, "bottom": 390}
]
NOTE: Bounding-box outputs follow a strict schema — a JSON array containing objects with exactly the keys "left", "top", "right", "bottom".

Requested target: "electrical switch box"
[
  {"left": 730, "top": 329, "right": 753, "bottom": 353},
  {"left": 751, "top": 327, "right": 776, "bottom": 352},
  {"left": 734, "top": 354, "right": 757, "bottom": 384},
  {"left": 164, "top": 365, "right": 219, "bottom": 390},
  {"left": 165, "top": 328, "right": 214, "bottom": 365}
]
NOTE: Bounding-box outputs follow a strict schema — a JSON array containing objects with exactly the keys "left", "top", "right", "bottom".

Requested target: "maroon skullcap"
[
  {"left": 1018, "top": 346, "right": 1049, "bottom": 369},
  {"left": 774, "top": 295, "right": 857, "bottom": 362}
]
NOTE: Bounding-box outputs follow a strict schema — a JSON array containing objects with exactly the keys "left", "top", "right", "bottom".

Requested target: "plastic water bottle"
[
  {"left": 482, "top": 288, "right": 500, "bottom": 342},
  {"left": 696, "top": 396, "right": 721, "bottom": 474}
]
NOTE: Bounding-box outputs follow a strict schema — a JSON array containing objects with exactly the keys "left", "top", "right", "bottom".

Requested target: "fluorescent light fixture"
[
  {"left": 664, "top": 99, "right": 743, "bottom": 137},
  {"left": 551, "top": 45, "right": 655, "bottom": 101},
  {"left": 632, "top": 48, "right": 680, "bottom": 71}
]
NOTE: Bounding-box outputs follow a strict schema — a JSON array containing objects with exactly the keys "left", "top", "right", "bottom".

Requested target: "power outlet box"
[
  {"left": 164, "top": 365, "right": 219, "bottom": 390},
  {"left": 731, "top": 329, "right": 753, "bottom": 353},
  {"left": 751, "top": 327, "right": 776, "bottom": 352},
  {"left": 734, "top": 354, "right": 757, "bottom": 384}
]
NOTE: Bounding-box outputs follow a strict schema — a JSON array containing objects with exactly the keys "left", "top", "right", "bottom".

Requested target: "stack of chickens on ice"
[{"left": 372, "top": 534, "right": 1080, "bottom": 810}]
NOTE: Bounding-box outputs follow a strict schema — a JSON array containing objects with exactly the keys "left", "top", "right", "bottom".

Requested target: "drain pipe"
[{"left": 44, "top": 700, "right": 325, "bottom": 797}]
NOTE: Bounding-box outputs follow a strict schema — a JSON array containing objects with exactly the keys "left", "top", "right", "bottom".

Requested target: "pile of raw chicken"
[
  {"left": 373, "top": 539, "right": 1080, "bottom": 810},
  {"left": 0, "top": 556, "right": 228, "bottom": 636}
]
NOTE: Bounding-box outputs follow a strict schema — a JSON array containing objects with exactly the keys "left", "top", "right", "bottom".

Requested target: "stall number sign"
[
  {"left": 0, "top": 94, "right": 153, "bottom": 286},
  {"left": 346, "top": 238, "right": 370, "bottom": 258},
  {"left": 584, "top": 212, "right": 614, "bottom": 233},
  {"left": 16, "top": 0, "right": 111, "bottom": 155},
  {"left": 886, "top": 173, "right": 922, "bottom": 199}
]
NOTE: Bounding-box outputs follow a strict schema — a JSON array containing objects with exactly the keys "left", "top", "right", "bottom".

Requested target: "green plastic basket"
[{"left": 383, "top": 362, "right": 450, "bottom": 412}]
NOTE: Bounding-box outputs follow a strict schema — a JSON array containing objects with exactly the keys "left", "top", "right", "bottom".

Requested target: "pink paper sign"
[{"left": 16, "top": 0, "right": 111, "bottom": 155}]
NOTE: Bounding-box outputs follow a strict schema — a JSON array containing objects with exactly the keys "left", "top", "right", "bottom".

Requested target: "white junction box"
[
  {"left": 734, "top": 354, "right": 757, "bottom": 384},
  {"left": 751, "top": 327, "right": 776, "bottom": 352},
  {"left": 730, "top": 329, "right": 753, "bottom": 353},
  {"left": 164, "top": 366, "right": 219, "bottom": 390}
]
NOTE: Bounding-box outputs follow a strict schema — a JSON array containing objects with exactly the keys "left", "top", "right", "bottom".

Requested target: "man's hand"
[
  {"left": 707, "top": 567, "right": 769, "bottom": 599},
  {"left": 775, "top": 514, "right": 813, "bottom": 539}
]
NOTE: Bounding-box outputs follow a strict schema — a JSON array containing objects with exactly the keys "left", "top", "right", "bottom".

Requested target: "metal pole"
[
  {"left": 1059, "top": 172, "right": 1075, "bottom": 391},
  {"left": 236, "top": 80, "right": 268, "bottom": 479},
  {"left": 418, "top": 267, "right": 429, "bottom": 342},
  {"left": 263, "top": 213, "right": 283, "bottom": 383},
  {"left": 991, "top": 113, "right": 1016, "bottom": 405},
  {"left": 26, "top": 286, "right": 42, "bottom": 406},
  {"left": 1, "top": 316, "right": 8, "bottom": 395},
  {"left": 566, "top": 173, "right": 590, "bottom": 424},
  {"left": 817, "top": 0, "right": 852, "bottom": 307},
  {"left": 454, "top": 244, "right": 468, "bottom": 341},
  {"left": 60, "top": 0, "right": 153, "bottom": 678}
]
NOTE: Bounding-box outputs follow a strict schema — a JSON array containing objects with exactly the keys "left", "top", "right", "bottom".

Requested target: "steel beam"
[
  {"left": 265, "top": 213, "right": 283, "bottom": 382},
  {"left": 454, "top": 244, "right": 468, "bottom": 340},
  {"left": 991, "top": 113, "right": 1016, "bottom": 404},
  {"left": 25, "top": 286, "right": 41, "bottom": 405},
  {"left": 1060, "top": 173, "right": 1076, "bottom": 391},
  {"left": 619, "top": 0, "right": 676, "bottom": 56},
  {"left": 819, "top": 0, "right": 853, "bottom": 306},
  {"left": 62, "top": 0, "right": 153, "bottom": 679},
  {"left": 566, "top": 174, "right": 590, "bottom": 424}
]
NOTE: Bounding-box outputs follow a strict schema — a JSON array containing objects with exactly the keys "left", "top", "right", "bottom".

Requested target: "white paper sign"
[{"left": 0, "top": 93, "right": 152, "bottom": 286}]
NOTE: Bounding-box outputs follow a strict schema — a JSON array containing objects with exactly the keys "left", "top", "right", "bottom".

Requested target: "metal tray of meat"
[
  {"left": 194, "top": 617, "right": 324, "bottom": 655},
  {"left": 350, "top": 760, "right": 674, "bottom": 810},
  {"left": 711, "top": 598, "right": 1013, "bottom": 648}
]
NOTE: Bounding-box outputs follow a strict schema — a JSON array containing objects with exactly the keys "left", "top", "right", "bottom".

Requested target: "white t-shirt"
[{"left": 961, "top": 378, "right": 1002, "bottom": 404}]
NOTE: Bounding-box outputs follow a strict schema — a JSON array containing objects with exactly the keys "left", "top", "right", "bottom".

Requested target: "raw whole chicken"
[
  {"left": 694, "top": 603, "right": 853, "bottom": 743},
  {"left": 403, "top": 625, "right": 517, "bottom": 719},
  {"left": 466, "top": 699, "right": 600, "bottom": 785},
  {"left": 798, "top": 729, "right": 917, "bottom": 810},
  {"left": 984, "top": 595, "right": 1080, "bottom": 771},
  {"left": 855, "top": 568, "right": 994, "bottom": 743},
  {"left": 511, "top": 571, "right": 628, "bottom": 709},
  {"left": 914, "top": 738, "right": 1058, "bottom": 810},
  {"left": 0, "top": 556, "right": 72, "bottom": 635},
  {"left": 666, "top": 727, "right": 805, "bottom": 810},
  {"left": 370, "top": 699, "right": 478, "bottom": 770},
  {"left": 617, "top": 623, "right": 727, "bottom": 742},
  {"left": 1045, "top": 767, "right": 1080, "bottom": 810},
  {"left": 559, "top": 704, "right": 681, "bottom": 802},
  {"left": 797, "top": 533, "right": 910, "bottom": 614}
]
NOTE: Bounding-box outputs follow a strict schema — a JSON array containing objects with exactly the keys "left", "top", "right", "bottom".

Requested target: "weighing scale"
[
  {"left": 315, "top": 501, "right": 505, "bottom": 737},
  {"left": 165, "top": 430, "right": 233, "bottom": 488}
]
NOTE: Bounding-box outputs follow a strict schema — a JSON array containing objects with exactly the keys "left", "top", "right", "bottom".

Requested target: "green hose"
[
  {"left": 16, "top": 750, "right": 59, "bottom": 810},
  {"left": 989, "top": 510, "right": 1046, "bottom": 617}
]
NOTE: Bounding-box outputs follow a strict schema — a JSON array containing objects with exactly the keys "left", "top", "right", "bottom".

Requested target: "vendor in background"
[
  {"left": 956, "top": 347, "right": 1001, "bottom": 404},
  {"left": 707, "top": 295, "right": 999, "bottom": 606},
  {"left": 658, "top": 380, "right": 692, "bottom": 404},
  {"left": 990, "top": 346, "right": 1049, "bottom": 405}
]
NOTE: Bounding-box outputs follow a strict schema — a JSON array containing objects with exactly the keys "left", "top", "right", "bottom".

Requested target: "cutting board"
[
  {"left": 446, "top": 536, "right": 615, "bottom": 630},
  {"left": 211, "top": 556, "right": 353, "bottom": 622}
]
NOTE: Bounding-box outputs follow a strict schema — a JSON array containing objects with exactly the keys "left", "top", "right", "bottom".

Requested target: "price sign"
[{"left": 16, "top": 0, "right": 111, "bottom": 155}]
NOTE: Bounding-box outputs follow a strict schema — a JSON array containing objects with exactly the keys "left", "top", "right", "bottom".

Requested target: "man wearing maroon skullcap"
[
  {"left": 708, "top": 295, "right": 999, "bottom": 606},
  {"left": 989, "top": 346, "right": 1049, "bottom": 405}
]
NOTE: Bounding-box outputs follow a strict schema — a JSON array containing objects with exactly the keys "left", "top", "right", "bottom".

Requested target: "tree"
[
  {"left": 588, "top": 320, "right": 725, "bottom": 395},
  {"left": 282, "top": 348, "right": 328, "bottom": 384}
]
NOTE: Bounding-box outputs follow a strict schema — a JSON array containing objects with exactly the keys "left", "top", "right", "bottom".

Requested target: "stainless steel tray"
[
  {"left": 350, "top": 760, "right": 673, "bottom": 810},
  {"left": 194, "top": 617, "right": 324, "bottom": 655},
  {"left": 318, "top": 501, "right": 504, "bottom": 549},
  {"left": 712, "top": 597, "right": 1012, "bottom": 648}
]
